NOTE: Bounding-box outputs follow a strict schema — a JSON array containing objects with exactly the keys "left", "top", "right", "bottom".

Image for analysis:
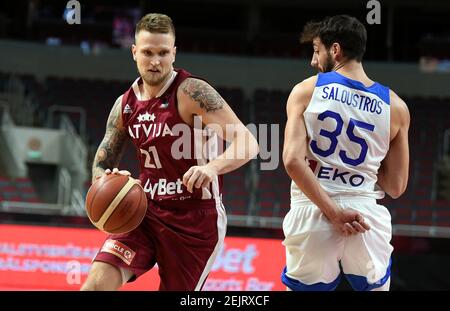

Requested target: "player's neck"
[
  {"left": 334, "top": 61, "right": 373, "bottom": 87},
  {"left": 141, "top": 70, "right": 174, "bottom": 99}
]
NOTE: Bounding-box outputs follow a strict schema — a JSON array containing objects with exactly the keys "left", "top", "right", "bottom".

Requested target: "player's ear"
[
  {"left": 131, "top": 44, "right": 137, "bottom": 61},
  {"left": 331, "top": 42, "right": 341, "bottom": 58}
]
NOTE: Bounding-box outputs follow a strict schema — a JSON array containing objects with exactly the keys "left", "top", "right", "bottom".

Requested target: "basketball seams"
[
  {"left": 85, "top": 174, "right": 147, "bottom": 234},
  {"left": 94, "top": 177, "right": 138, "bottom": 231},
  {"left": 85, "top": 175, "right": 121, "bottom": 223},
  {"left": 85, "top": 179, "right": 102, "bottom": 223},
  {"left": 109, "top": 186, "right": 146, "bottom": 233}
]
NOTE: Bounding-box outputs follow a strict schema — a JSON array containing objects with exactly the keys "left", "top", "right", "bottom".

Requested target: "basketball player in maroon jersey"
[{"left": 81, "top": 13, "right": 259, "bottom": 291}]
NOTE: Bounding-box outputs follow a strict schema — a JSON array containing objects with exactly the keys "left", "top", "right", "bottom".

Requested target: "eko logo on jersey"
[{"left": 308, "top": 158, "right": 365, "bottom": 187}]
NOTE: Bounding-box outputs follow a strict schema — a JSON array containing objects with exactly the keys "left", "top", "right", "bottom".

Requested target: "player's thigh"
[
  {"left": 341, "top": 203, "right": 393, "bottom": 291},
  {"left": 157, "top": 205, "right": 226, "bottom": 291},
  {"left": 81, "top": 261, "right": 123, "bottom": 291},
  {"left": 282, "top": 204, "right": 343, "bottom": 289}
]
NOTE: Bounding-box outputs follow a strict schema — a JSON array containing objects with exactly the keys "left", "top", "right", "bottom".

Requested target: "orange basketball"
[{"left": 85, "top": 174, "right": 147, "bottom": 234}]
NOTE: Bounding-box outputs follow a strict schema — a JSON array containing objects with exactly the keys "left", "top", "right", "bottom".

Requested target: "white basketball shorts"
[{"left": 281, "top": 197, "right": 393, "bottom": 291}]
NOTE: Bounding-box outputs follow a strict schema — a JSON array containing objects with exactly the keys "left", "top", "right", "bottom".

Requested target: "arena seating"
[
  {"left": 0, "top": 176, "right": 41, "bottom": 203},
  {"left": 2, "top": 72, "right": 450, "bottom": 228}
]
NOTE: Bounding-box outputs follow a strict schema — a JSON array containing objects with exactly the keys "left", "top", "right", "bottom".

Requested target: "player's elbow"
[
  {"left": 388, "top": 191, "right": 402, "bottom": 200},
  {"left": 378, "top": 165, "right": 408, "bottom": 199},
  {"left": 238, "top": 127, "right": 259, "bottom": 160},
  {"left": 389, "top": 188, "right": 406, "bottom": 199},
  {"left": 387, "top": 181, "right": 408, "bottom": 199},
  {"left": 283, "top": 152, "right": 302, "bottom": 175}
]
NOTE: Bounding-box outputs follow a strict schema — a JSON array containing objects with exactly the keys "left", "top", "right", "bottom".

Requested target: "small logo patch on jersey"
[
  {"left": 159, "top": 100, "right": 169, "bottom": 109},
  {"left": 137, "top": 112, "right": 156, "bottom": 122},
  {"left": 100, "top": 239, "right": 136, "bottom": 265},
  {"left": 123, "top": 104, "right": 132, "bottom": 114}
]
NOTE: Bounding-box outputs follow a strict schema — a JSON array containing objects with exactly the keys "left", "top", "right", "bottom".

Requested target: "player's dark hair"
[
  {"left": 300, "top": 15, "right": 367, "bottom": 62},
  {"left": 135, "top": 13, "right": 175, "bottom": 38}
]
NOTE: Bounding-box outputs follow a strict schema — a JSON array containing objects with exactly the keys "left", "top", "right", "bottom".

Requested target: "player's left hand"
[{"left": 183, "top": 165, "right": 218, "bottom": 193}]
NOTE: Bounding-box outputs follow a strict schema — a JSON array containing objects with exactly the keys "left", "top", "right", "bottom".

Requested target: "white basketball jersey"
[{"left": 291, "top": 71, "right": 390, "bottom": 201}]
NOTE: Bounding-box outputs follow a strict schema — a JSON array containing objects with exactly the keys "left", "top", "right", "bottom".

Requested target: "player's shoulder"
[
  {"left": 116, "top": 94, "right": 124, "bottom": 103},
  {"left": 293, "top": 75, "right": 318, "bottom": 90},
  {"left": 177, "top": 76, "right": 218, "bottom": 106},
  {"left": 178, "top": 76, "right": 211, "bottom": 90},
  {"left": 389, "top": 89, "right": 410, "bottom": 124},
  {"left": 113, "top": 94, "right": 124, "bottom": 110},
  {"left": 389, "top": 90, "right": 408, "bottom": 112},
  {"left": 289, "top": 75, "right": 318, "bottom": 101}
]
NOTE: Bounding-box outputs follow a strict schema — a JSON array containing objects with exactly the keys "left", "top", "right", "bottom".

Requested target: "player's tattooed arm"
[
  {"left": 92, "top": 96, "right": 127, "bottom": 182},
  {"left": 179, "top": 76, "right": 259, "bottom": 181},
  {"left": 180, "top": 78, "right": 225, "bottom": 112}
]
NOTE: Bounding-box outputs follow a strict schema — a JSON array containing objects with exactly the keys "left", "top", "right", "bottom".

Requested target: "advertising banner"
[{"left": 0, "top": 224, "right": 285, "bottom": 291}]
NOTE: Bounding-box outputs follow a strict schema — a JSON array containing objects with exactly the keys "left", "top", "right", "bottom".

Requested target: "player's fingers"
[
  {"left": 119, "top": 170, "right": 131, "bottom": 176},
  {"left": 194, "top": 174, "right": 206, "bottom": 189},
  {"left": 187, "top": 169, "right": 201, "bottom": 193},
  {"left": 200, "top": 178, "right": 211, "bottom": 188},
  {"left": 112, "top": 168, "right": 119, "bottom": 174},
  {"left": 351, "top": 221, "right": 367, "bottom": 233},
  {"left": 341, "top": 226, "right": 350, "bottom": 236},
  {"left": 355, "top": 214, "right": 371, "bottom": 230},
  {"left": 105, "top": 169, "right": 111, "bottom": 174},
  {"left": 183, "top": 167, "right": 195, "bottom": 185},
  {"left": 361, "top": 221, "right": 371, "bottom": 230},
  {"left": 344, "top": 223, "right": 357, "bottom": 235}
]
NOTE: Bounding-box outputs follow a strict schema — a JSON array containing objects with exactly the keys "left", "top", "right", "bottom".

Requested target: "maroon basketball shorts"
[{"left": 94, "top": 198, "right": 227, "bottom": 290}]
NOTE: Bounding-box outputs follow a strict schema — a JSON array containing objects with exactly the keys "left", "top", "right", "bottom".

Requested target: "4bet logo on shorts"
[{"left": 143, "top": 178, "right": 184, "bottom": 199}]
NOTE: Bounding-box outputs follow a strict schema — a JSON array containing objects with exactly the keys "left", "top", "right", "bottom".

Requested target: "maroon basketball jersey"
[{"left": 121, "top": 69, "right": 223, "bottom": 206}]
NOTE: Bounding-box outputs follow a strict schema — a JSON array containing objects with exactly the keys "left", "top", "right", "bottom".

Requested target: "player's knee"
[
  {"left": 81, "top": 275, "right": 119, "bottom": 291},
  {"left": 80, "top": 262, "right": 122, "bottom": 291},
  {"left": 80, "top": 279, "right": 100, "bottom": 291}
]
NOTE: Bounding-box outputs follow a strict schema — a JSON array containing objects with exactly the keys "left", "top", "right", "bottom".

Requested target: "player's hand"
[
  {"left": 105, "top": 168, "right": 131, "bottom": 176},
  {"left": 182, "top": 165, "right": 218, "bottom": 193},
  {"left": 329, "top": 207, "right": 371, "bottom": 236},
  {"left": 102, "top": 168, "right": 141, "bottom": 184}
]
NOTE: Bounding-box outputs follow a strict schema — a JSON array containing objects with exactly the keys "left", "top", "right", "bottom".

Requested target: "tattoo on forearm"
[
  {"left": 92, "top": 97, "right": 126, "bottom": 180},
  {"left": 181, "top": 78, "right": 225, "bottom": 112}
]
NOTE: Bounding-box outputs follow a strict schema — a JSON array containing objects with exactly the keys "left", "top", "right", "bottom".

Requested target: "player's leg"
[
  {"left": 281, "top": 203, "right": 344, "bottom": 291},
  {"left": 83, "top": 211, "right": 157, "bottom": 291},
  {"left": 340, "top": 200, "right": 393, "bottom": 291},
  {"left": 154, "top": 200, "right": 227, "bottom": 290},
  {"left": 80, "top": 261, "right": 123, "bottom": 291}
]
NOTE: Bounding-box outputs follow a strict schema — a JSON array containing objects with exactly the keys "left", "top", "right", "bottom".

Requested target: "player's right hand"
[
  {"left": 329, "top": 208, "right": 371, "bottom": 236},
  {"left": 105, "top": 168, "right": 131, "bottom": 176},
  {"left": 102, "top": 168, "right": 141, "bottom": 184}
]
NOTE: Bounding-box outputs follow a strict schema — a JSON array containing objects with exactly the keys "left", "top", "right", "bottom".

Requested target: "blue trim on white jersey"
[
  {"left": 281, "top": 267, "right": 341, "bottom": 291},
  {"left": 344, "top": 258, "right": 392, "bottom": 291},
  {"left": 316, "top": 71, "right": 390, "bottom": 105}
]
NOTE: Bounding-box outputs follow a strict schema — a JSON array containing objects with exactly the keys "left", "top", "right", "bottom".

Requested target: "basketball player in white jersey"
[{"left": 282, "top": 15, "right": 410, "bottom": 291}]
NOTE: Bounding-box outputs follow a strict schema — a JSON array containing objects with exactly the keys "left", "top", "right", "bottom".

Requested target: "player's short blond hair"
[{"left": 135, "top": 13, "right": 175, "bottom": 38}]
